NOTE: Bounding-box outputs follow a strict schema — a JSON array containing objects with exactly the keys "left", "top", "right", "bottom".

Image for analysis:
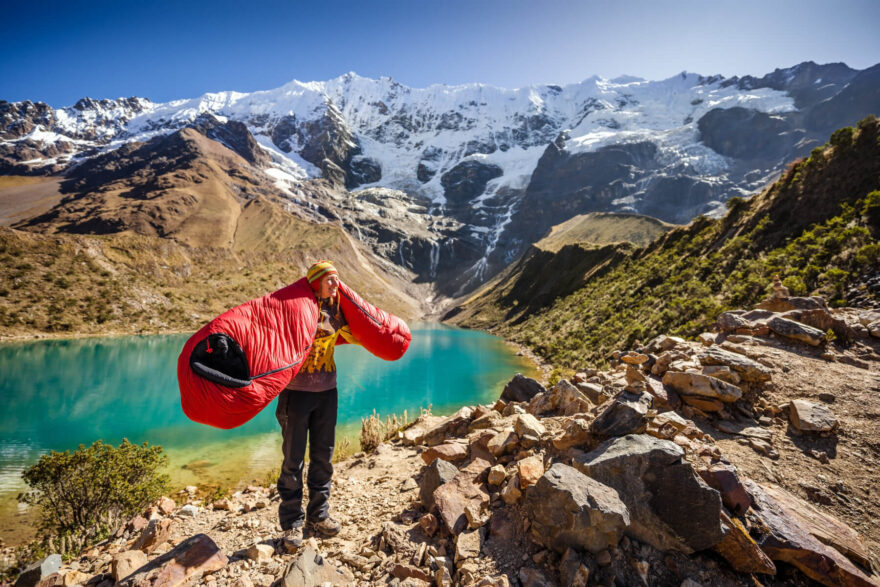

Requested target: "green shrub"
[
  {"left": 830, "top": 126, "right": 855, "bottom": 148},
  {"left": 863, "top": 190, "right": 880, "bottom": 229},
  {"left": 20, "top": 440, "right": 169, "bottom": 547}
]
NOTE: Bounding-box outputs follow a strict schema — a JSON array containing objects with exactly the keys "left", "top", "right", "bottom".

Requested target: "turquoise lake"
[{"left": 0, "top": 324, "right": 534, "bottom": 541}]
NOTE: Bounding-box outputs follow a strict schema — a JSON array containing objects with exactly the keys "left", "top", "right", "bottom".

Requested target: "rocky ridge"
[{"left": 7, "top": 293, "right": 880, "bottom": 587}]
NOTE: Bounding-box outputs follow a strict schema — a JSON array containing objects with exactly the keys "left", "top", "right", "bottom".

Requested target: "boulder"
[
  {"left": 517, "top": 455, "right": 545, "bottom": 488},
  {"left": 680, "top": 395, "right": 725, "bottom": 412},
  {"left": 112, "top": 551, "right": 149, "bottom": 582},
  {"left": 501, "top": 374, "right": 546, "bottom": 403},
  {"left": 589, "top": 390, "right": 652, "bottom": 439},
  {"left": 646, "top": 411, "right": 688, "bottom": 440},
  {"left": 756, "top": 296, "right": 828, "bottom": 313},
  {"left": 575, "top": 381, "right": 609, "bottom": 405},
  {"left": 434, "top": 471, "right": 491, "bottom": 534},
  {"left": 402, "top": 415, "right": 446, "bottom": 445},
  {"left": 14, "top": 555, "right": 61, "bottom": 587},
  {"left": 421, "top": 442, "right": 469, "bottom": 465},
  {"left": 574, "top": 434, "right": 723, "bottom": 553},
  {"left": 789, "top": 399, "right": 838, "bottom": 433},
  {"left": 717, "top": 311, "right": 752, "bottom": 333},
  {"left": 118, "top": 534, "right": 227, "bottom": 587},
  {"left": 767, "top": 317, "right": 827, "bottom": 346},
  {"left": 420, "top": 459, "right": 459, "bottom": 510},
  {"left": 281, "top": 543, "right": 352, "bottom": 586},
  {"left": 662, "top": 371, "right": 742, "bottom": 402},
  {"left": 701, "top": 365, "right": 741, "bottom": 385},
  {"left": 487, "top": 429, "right": 519, "bottom": 456},
  {"left": 246, "top": 543, "right": 275, "bottom": 562},
  {"left": 455, "top": 529, "right": 483, "bottom": 562},
  {"left": 651, "top": 350, "right": 691, "bottom": 376},
  {"left": 646, "top": 335, "right": 685, "bottom": 353},
  {"left": 698, "top": 332, "right": 717, "bottom": 346},
  {"left": 697, "top": 347, "right": 772, "bottom": 383},
  {"left": 525, "top": 463, "right": 630, "bottom": 554},
  {"left": 761, "top": 483, "right": 872, "bottom": 570},
  {"left": 552, "top": 417, "right": 592, "bottom": 450},
  {"left": 515, "top": 414, "right": 546, "bottom": 438},
  {"left": 696, "top": 462, "right": 752, "bottom": 515},
  {"left": 133, "top": 518, "right": 172, "bottom": 554},
  {"left": 744, "top": 480, "right": 875, "bottom": 587},
  {"left": 178, "top": 504, "right": 198, "bottom": 517},
  {"left": 714, "top": 512, "right": 776, "bottom": 575},
  {"left": 423, "top": 407, "right": 475, "bottom": 446}
]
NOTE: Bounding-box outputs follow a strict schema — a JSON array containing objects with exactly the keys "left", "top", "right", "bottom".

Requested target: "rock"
[
  {"left": 761, "top": 483, "right": 872, "bottom": 570},
  {"left": 501, "top": 374, "right": 546, "bottom": 403},
  {"left": 178, "top": 504, "right": 199, "bottom": 517},
  {"left": 419, "top": 512, "right": 439, "bottom": 536},
  {"left": 280, "top": 543, "right": 352, "bottom": 586},
  {"left": 118, "top": 534, "right": 227, "bottom": 587},
  {"left": 435, "top": 566, "right": 453, "bottom": 587},
  {"left": 391, "top": 563, "right": 433, "bottom": 583},
  {"left": 552, "top": 417, "right": 592, "bottom": 450},
  {"left": 701, "top": 365, "right": 741, "bottom": 385},
  {"left": 589, "top": 390, "right": 652, "bottom": 439},
  {"left": 501, "top": 474, "right": 522, "bottom": 505},
  {"left": 126, "top": 515, "right": 150, "bottom": 534},
  {"left": 401, "top": 415, "right": 446, "bottom": 446},
  {"left": 455, "top": 529, "right": 483, "bottom": 562},
  {"left": 575, "top": 382, "right": 609, "bottom": 405},
  {"left": 646, "top": 411, "right": 689, "bottom": 440},
  {"left": 698, "top": 347, "right": 772, "bottom": 382},
  {"left": 487, "top": 429, "right": 519, "bottom": 456},
  {"left": 647, "top": 335, "right": 686, "bottom": 352},
  {"left": 133, "top": 518, "right": 172, "bottom": 554},
  {"left": 212, "top": 498, "right": 232, "bottom": 511},
  {"left": 434, "top": 473, "right": 490, "bottom": 534},
  {"left": 465, "top": 502, "right": 489, "bottom": 529},
  {"left": 662, "top": 371, "right": 742, "bottom": 402},
  {"left": 574, "top": 434, "right": 723, "bottom": 553},
  {"left": 14, "top": 555, "right": 61, "bottom": 587},
  {"left": 696, "top": 462, "right": 752, "bottom": 515},
  {"left": 644, "top": 376, "right": 678, "bottom": 409},
  {"left": 651, "top": 350, "right": 691, "bottom": 376},
  {"left": 518, "top": 567, "right": 554, "bottom": 587},
  {"left": 756, "top": 296, "right": 827, "bottom": 313},
  {"left": 156, "top": 496, "right": 175, "bottom": 516},
  {"left": 517, "top": 455, "right": 545, "bottom": 488},
  {"left": 61, "top": 570, "right": 90, "bottom": 586},
  {"left": 698, "top": 332, "right": 717, "bottom": 346},
  {"left": 487, "top": 464, "right": 506, "bottom": 486},
  {"left": 715, "top": 512, "right": 776, "bottom": 574},
  {"left": 717, "top": 311, "right": 752, "bottom": 333},
  {"left": 423, "top": 407, "right": 475, "bottom": 446},
  {"left": 112, "top": 551, "right": 149, "bottom": 582},
  {"left": 246, "top": 543, "right": 275, "bottom": 562},
  {"left": 559, "top": 549, "right": 590, "bottom": 587},
  {"left": 621, "top": 352, "right": 650, "bottom": 365},
  {"left": 469, "top": 411, "right": 503, "bottom": 432},
  {"left": 744, "top": 480, "right": 875, "bottom": 587},
  {"left": 768, "top": 316, "right": 826, "bottom": 346},
  {"left": 789, "top": 399, "right": 838, "bottom": 432},
  {"left": 419, "top": 459, "right": 459, "bottom": 510},
  {"left": 421, "top": 442, "right": 469, "bottom": 465},
  {"left": 515, "top": 414, "right": 546, "bottom": 438},
  {"left": 526, "top": 463, "right": 629, "bottom": 554},
  {"left": 488, "top": 508, "right": 518, "bottom": 543}
]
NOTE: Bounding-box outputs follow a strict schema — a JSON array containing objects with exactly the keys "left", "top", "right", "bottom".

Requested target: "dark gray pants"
[{"left": 275, "top": 387, "right": 337, "bottom": 530}]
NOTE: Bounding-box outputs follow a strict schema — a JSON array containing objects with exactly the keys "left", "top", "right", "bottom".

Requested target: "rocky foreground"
[{"left": 7, "top": 295, "right": 880, "bottom": 587}]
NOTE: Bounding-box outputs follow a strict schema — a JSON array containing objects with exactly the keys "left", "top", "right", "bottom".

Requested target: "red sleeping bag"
[{"left": 178, "top": 278, "right": 411, "bottom": 429}]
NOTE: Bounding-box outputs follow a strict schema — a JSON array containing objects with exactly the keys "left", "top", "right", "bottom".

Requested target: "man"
[{"left": 277, "top": 260, "right": 355, "bottom": 550}]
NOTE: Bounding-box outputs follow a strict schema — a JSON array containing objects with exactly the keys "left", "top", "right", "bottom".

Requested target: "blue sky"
[{"left": 2, "top": 0, "right": 879, "bottom": 107}]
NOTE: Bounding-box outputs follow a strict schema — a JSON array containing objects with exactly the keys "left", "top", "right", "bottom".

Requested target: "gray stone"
[
  {"left": 768, "top": 316, "right": 827, "bottom": 346},
  {"left": 589, "top": 390, "right": 652, "bottom": 439},
  {"left": 661, "top": 371, "right": 742, "bottom": 402},
  {"left": 501, "top": 374, "right": 546, "bottom": 403},
  {"left": 420, "top": 458, "right": 460, "bottom": 510},
  {"left": 178, "top": 504, "right": 199, "bottom": 517},
  {"left": 789, "top": 399, "right": 838, "bottom": 432},
  {"left": 574, "top": 434, "right": 723, "bottom": 553},
  {"left": 526, "top": 463, "right": 630, "bottom": 554},
  {"left": 697, "top": 347, "right": 772, "bottom": 383},
  {"left": 575, "top": 381, "right": 608, "bottom": 405},
  {"left": 281, "top": 544, "right": 352, "bottom": 586},
  {"left": 14, "top": 555, "right": 61, "bottom": 587}
]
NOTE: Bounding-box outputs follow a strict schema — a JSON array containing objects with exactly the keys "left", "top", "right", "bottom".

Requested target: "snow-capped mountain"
[{"left": 2, "top": 61, "right": 878, "bottom": 294}]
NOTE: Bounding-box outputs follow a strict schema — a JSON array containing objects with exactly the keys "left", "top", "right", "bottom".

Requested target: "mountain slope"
[
  {"left": 447, "top": 116, "right": 880, "bottom": 368},
  {"left": 2, "top": 62, "right": 878, "bottom": 293}
]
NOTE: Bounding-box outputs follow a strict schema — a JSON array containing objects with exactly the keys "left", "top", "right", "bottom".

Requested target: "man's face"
[{"left": 319, "top": 274, "right": 339, "bottom": 300}]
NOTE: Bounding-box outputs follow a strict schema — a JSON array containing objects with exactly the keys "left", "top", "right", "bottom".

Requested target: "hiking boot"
[
  {"left": 281, "top": 525, "right": 303, "bottom": 553},
  {"left": 308, "top": 516, "right": 341, "bottom": 537}
]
